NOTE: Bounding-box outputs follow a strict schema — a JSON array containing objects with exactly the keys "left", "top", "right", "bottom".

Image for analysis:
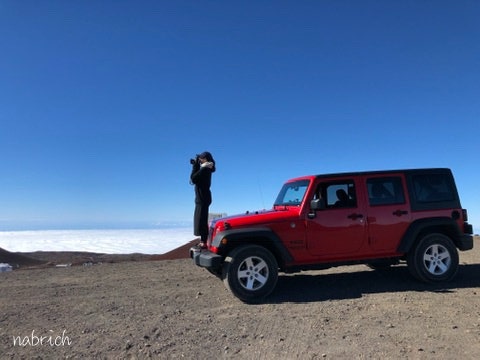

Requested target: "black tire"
[
  {"left": 222, "top": 245, "right": 278, "bottom": 303},
  {"left": 407, "top": 233, "right": 459, "bottom": 282}
]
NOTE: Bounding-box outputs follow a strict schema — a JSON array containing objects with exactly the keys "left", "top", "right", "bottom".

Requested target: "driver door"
[{"left": 306, "top": 179, "right": 367, "bottom": 258}]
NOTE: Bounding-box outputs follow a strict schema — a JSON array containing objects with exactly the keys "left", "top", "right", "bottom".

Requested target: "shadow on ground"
[{"left": 268, "top": 263, "right": 480, "bottom": 303}]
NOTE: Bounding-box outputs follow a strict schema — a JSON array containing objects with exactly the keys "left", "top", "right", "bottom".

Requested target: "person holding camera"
[{"left": 190, "top": 151, "right": 216, "bottom": 249}]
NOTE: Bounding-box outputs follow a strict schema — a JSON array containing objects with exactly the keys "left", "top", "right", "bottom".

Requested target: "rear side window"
[
  {"left": 412, "top": 174, "right": 455, "bottom": 203},
  {"left": 367, "top": 177, "right": 405, "bottom": 206}
]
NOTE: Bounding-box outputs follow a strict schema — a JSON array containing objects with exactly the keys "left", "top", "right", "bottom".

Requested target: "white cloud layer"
[{"left": 0, "top": 228, "right": 195, "bottom": 254}]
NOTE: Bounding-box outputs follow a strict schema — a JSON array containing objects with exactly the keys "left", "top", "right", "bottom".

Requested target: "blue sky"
[{"left": 0, "top": 1, "right": 479, "bottom": 232}]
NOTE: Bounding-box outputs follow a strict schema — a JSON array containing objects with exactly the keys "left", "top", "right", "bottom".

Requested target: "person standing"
[{"left": 190, "top": 151, "right": 216, "bottom": 249}]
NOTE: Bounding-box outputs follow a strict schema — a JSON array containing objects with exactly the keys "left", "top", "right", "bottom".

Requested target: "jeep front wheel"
[
  {"left": 407, "top": 233, "right": 459, "bottom": 282},
  {"left": 222, "top": 245, "right": 278, "bottom": 303}
]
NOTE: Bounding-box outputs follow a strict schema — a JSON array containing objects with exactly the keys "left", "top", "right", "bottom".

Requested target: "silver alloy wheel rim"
[
  {"left": 237, "top": 256, "right": 269, "bottom": 290},
  {"left": 423, "top": 244, "right": 451, "bottom": 275}
]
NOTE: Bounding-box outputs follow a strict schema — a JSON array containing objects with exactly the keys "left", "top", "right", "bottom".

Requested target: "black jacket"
[{"left": 190, "top": 163, "right": 214, "bottom": 204}]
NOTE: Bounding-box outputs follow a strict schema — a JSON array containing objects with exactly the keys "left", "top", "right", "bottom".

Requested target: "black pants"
[{"left": 194, "top": 202, "right": 209, "bottom": 242}]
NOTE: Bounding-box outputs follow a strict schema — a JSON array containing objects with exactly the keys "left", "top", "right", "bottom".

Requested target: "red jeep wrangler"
[{"left": 190, "top": 168, "right": 474, "bottom": 302}]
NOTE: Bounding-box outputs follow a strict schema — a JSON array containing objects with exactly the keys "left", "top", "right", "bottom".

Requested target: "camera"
[{"left": 190, "top": 157, "right": 198, "bottom": 165}]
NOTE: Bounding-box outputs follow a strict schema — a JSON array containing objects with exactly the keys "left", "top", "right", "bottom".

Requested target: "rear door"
[{"left": 364, "top": 174, "right": 411, "bottom": 253}]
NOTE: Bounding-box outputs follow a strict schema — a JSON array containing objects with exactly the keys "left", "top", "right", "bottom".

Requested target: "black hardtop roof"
[{"left": 312, "top": 167, "right": 453, "bottom": 180}]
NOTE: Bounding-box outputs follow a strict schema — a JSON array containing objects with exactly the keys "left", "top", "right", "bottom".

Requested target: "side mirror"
[{"left": 310, "top": 198, "right": 326, "bottom": 211}]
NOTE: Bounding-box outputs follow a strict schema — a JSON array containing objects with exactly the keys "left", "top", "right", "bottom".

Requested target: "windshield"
[{"left": 274, "top": 180, "right": 310, "bottom": 206}]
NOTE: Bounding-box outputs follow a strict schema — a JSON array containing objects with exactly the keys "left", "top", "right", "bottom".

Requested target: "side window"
[
  {"left": 412, "top": 174, "right": 455, "bottom": 203},
  {"left": 367, "top": 177, "right": 405, "bottom": 206},
  {"left": 316, "top": 181, "right": 357, "bottom": 208}
]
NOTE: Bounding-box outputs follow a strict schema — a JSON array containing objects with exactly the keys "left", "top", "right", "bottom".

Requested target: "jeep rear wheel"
[
  {"left": 407, "top": 233, "right": 459, "bottom": 282},
  {"left": 222, "top": 245, "right": 278, "bottom": 303}
]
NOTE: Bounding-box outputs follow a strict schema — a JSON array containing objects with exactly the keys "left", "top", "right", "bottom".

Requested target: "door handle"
[
  {"left": 393, "top": 210, "right": 408, "bottom": 216},
  {"left": 347, "top": 213, "right": 364, "bottom": 220}
]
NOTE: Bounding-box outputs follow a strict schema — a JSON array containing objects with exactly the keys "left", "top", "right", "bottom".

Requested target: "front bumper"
[{"left": 190, "top": 247, "right": 223, "bottom": 268}]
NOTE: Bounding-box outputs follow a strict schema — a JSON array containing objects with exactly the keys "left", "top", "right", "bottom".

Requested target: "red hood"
[{"left": 211, "top": 206, "right": 300, "bottom": 230}]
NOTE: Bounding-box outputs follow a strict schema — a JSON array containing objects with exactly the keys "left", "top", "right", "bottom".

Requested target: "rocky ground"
[{"left": 1, "top": 237, "right": 479, "bottom": 359}]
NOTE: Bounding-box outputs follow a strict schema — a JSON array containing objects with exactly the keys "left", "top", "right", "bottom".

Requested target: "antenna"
[{"left": 257, "top": 177, "right": 266, "bottom": 210}]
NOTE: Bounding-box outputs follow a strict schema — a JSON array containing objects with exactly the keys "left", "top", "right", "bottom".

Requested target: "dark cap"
[{"left": 197, "top": 152, "right": 208, "bottom": 159}]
